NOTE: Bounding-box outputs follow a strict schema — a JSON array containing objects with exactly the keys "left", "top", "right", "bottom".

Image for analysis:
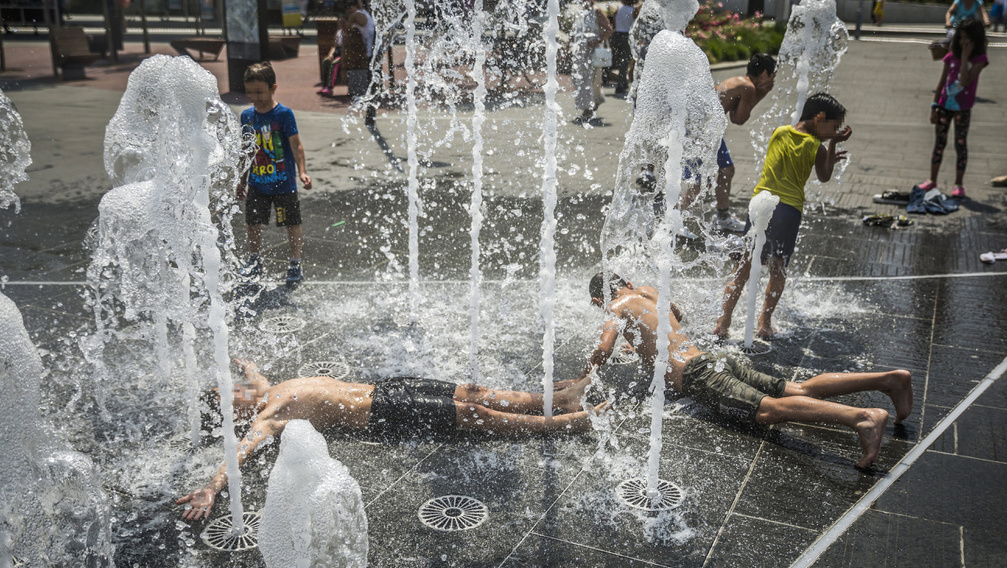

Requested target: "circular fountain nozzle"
[
  {"left": 200, "top": 511, "right": 261, "bottom": 551},
  {"left": 258, "top": 315, "right": 306, "bottom": 334},
  {"left": 298, "top": 360, "right": 351, "bottom": 380},
  {"left": 739, "top": 341, "right": 772, "bottom": 355},
  {"left": 418, "top": 495, "right": 488, "bottom": 531},
  {"left": 616, "top": 478, "right": 684, "bottom": 511}
]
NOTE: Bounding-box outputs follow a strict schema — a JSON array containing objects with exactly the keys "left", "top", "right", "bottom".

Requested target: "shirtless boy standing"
[
  {"left": 577, "top": 272, "right": 913, "bottom": 470},
  {"left": 683, "top": 53, "right": 777, "bottom": 233},
  {"left": 178, "top": 360, "right": 601, "bottom": 521}
]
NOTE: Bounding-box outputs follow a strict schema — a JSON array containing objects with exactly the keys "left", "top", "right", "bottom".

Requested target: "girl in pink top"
[{"left": 920, "top": 18, "right": 989, "bottom": 198}]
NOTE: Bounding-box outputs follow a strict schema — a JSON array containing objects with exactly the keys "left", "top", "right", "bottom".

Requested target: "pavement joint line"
[
  {"left": 927, "top": 449, "right": 1007, "bottom": 466},
  {"left": 702, "top": 440, "right": 767, "bottom": 568},
  {"left": 731, "top": 511, "right": 818, "bottom": 533},
  {"left": 871, "top": 507, "right": 963, "bottom": 528},
  {"left": 362, "top": 443, "right": 443, "bottom": 510},
  {"left": 7, "top": 270, "right": 1007, "bottom": 288},
  {"left": 522, "top": 532, "right": 674, "bottom": 567},
  {"left": 919, "top": 278, "right": 941, "bottom": 441},
  {"left": 788, "top": 352, "right": 1007, "bottom": 568}
]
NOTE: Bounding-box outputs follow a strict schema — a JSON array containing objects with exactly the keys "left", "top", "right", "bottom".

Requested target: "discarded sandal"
[{"left": 873, "top": 190, "right": 911, "bottom": 205}]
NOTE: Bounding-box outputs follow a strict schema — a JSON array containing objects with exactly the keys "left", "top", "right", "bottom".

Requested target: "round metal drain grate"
[
  {"left": 298, "top": 359, "right": 351, "bottom": 380},
  {"left": 258, "top": 315, "right": 306, "bottom": 334},
  {"left": 616, "top": 478, "right": 684, "bottom": 511},
  {"left": 418, "top": 495, "right": 488, "bottom": 531},
  {"left": 200, "top": 511, "right": 261, "bottom": 551}
]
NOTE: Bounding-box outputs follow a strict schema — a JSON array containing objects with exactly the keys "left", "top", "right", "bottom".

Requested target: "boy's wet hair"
[
  {"left": 243, "top": 61, "right": 276, "bottom": 87},
  {"left": 747, "top": 53, "right": 776, "bottom": 78},
  {"left": 799, "top": 92, "right": 846, "bottom": 123},
  {"left": 589, "top": 272, "right": 628, "bottom": 302},
  {"left": 952, "top": 19, "right": 987, "bottom": 59}
]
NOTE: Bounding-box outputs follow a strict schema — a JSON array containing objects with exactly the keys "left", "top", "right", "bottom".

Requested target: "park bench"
[
  {"left": 49, "top": 27, "right": 102, "bottom": 80},
  {"left": 170, "top": 37, "right": 226, "bottom": 61},
  {"left": 267, "top": 35, "right": 301, "bottom": 60}
]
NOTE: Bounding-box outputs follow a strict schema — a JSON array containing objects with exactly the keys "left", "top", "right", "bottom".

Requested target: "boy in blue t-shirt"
[{"left": 238, "top": 61, "right": 312, "bottom": 286}]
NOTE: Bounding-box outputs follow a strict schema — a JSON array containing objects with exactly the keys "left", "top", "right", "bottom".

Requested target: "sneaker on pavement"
[
  {"left": 677, "top": 225, "right": 699, "bottom": 240},
  {"left": 286, "top": 262, "right": 303, "bottom": 286},
  {"left": 951, "top": 185, "right": 966, "bottom": 199},
  {"left": 710, "top": 214, "right": 746, "bottom": 233},
  {"left": 916, "top": 180, "right": 937, "bottom": 192},
  {"left": 238, "top": 256, "right": 263, "bottom": 279}
]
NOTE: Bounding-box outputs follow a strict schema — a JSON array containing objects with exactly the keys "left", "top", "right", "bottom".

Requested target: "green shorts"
[{"left": 681, "top": 353, "right": 786, "bottom": 423}]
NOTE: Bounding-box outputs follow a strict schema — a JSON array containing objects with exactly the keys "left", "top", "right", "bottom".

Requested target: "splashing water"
[
  {"left": 0, "top": 87, "right": 31, "bottom": 215},
  {"left": 602, "top": 20, "right": 726, "bottom": 506},
  {"left": 540, "top": 0, "right": 560, "bottom": 415},
  {"left": 751, "top": 0, "right": 848, "bottom": 168},
  {"left": 469, "top": 0, "right": 488, "bottom": 381},
  {"left": 259, "top": 420, "right": 367, "bottom": 568},
  {"left": 1, "top": 293, "right": 114, "bottom": 566},
  {"left": 86, "top": 54, "right": 253, "bottom": 531},
  {"left": 743, "top": 191, "right": 781, "bottom": 349}
]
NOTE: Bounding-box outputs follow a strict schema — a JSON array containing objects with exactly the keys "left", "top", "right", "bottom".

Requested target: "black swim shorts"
[
  {"left": 367, "top": 377, "right": 458, "bottom": 437},
  {"left": 743, "top": 201, "right": 802, "bottom": 266},
  {"left": 245, "top": 186, "right": 302, "bottom": 227},
  {"left": 681, "top": 353, "right": 786, "bottom": 423}
]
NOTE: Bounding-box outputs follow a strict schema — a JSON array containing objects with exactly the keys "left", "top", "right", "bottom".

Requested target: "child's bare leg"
[
  {"left": 454, "top": 375, "right": 591, "bottom": 415},
  {"left": 287, "top": 224, "right": 303, "bottom": 259},
  {"left": 715, "top": 165, "right": 735, "bottom": 211},
  {"left": 714, "top": 253, "right": 753, "bottom": 338},
  {"left": 247, "top": 224, "right": 264, "bottom": 255},
  {"left": 454, "top": 401, "right": 605, "bottom": 434},
  {"left": 783, "top": 369, "right": 913, "bottom": 424},
  {"left": 757, "top": 257, "right": 786, "bottom": 339},
  {"left": 755, "top": 396, "right": 889, "bottom": 469},
  {"left": 679, "top": 180, "right": 702, "bottom": 211}
]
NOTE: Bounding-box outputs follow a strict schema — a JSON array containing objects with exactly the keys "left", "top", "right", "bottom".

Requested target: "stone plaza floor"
[{"left": 0, "top": 32, "right": 1006, "bottom": 567}]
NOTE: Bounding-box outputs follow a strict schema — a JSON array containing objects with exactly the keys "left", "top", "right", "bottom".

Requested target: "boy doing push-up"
[{"left": 578, "top": 273, "right": 913, "bottom": 470}]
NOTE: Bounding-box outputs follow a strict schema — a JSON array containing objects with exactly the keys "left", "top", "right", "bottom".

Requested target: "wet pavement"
[{"left": 0, "top": 30, "right": 1006, "bottom": 568}]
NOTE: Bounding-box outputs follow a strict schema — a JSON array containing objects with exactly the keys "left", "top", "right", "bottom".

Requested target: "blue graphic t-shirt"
[{"left": 241, "top": 104, "right": 299, "bottom": 195}]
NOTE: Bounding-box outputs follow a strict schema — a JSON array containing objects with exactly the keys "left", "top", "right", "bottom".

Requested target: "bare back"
[
  {"left": 717, "top": 75, "right": 758, "bottom": 123},
  {"left": 256, "top": 376, "right": 375, "bottom": 431},
  {"left": 609, "top": 288, "right": 702, "bottom": 390}
]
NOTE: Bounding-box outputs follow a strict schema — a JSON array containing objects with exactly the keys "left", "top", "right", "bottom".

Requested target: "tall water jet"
[
  {"left": 469, "top": 0, "right": 488, "bottom": 381},
  {"left": 751, "top": 0, "right": 848, "bottom": 161},
  {"left": 86, "top": 55, "right": 253, "bottom": 534},
  {"left": 259, "top": 420, "right": 368, "bottom": 568},
  {"left": 601, "top": 0, "right": 726, "bottom": 506},
  {"left": 404, "top": 0, "right": 421, "bottom": 323},
  {"left": 742, "top": 191, "right": 780, "bottom": 350},
  {"left": 0, "top": 88, "right": 30, "bottom": 214},
  {"left": 539, "top": 0, "right": 561, "bottom": 416},
  {"left": 0, "top": 293, "right": 114, "bottom": 566}
]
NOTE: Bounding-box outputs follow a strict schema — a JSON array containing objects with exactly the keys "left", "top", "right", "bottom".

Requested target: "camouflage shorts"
[{"left": 681, "top": 353, "right": 786, "bottom": 422}]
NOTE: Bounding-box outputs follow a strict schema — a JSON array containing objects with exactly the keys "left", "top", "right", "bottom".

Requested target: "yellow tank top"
[{"left": 753, "top": 126, "right": 821, "bottom": 211}]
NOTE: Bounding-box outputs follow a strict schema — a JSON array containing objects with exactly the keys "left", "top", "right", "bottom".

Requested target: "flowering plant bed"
[{"left": 686, "top": 2, "right": 785, "bottom": 64}]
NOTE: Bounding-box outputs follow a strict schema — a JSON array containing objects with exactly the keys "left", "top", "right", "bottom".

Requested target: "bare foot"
[
  {"left": 756, "top": 325, "right": 776, "bottom": 340},
  {"left": 886, "top": 370, "right": 914, "bottom": 424},
  {"left": 556, "top": 402, "right": 609, "bottom": 432},
  {"left": 554, "top": 374, "right": 593, "bottom": 414},
  {"left": 713, "top": 316, "right": 731, "bottom": 339},
  {"left": 854, "top": 408, "right": 889, "bottom": 469}
]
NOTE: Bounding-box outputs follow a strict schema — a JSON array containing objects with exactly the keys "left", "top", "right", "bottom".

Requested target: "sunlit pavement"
[{"left": 1, "top": 34, "right": 1005, "bottom": 567}]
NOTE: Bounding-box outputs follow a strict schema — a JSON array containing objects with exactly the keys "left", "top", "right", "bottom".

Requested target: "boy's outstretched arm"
[
  {"left": 579, "top": 318, "right": 620, "bottom": 380},
  {"left": 289, "top": 133, "right": 312, "bottom": 190},
  {"left": 815, "top": 126, "right": 852, "bottom": 182},
  {"left": 176, "top": 417, "right": 286, "bottom": 521}
]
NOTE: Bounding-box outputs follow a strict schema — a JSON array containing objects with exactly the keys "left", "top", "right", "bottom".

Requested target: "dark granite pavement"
[{"left": 0, "top": 32, "right": 1006, "bottom": 568}]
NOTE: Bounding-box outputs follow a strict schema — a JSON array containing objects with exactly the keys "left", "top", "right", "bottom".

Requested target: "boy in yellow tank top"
[{"left": 714, "top": 93, "right": 852, "bottom": 340}]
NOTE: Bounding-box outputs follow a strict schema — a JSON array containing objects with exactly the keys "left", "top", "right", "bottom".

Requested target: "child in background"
[
  {"left": 238, "top": 62, "right": 313, "bottom": 286},
  {"left": 714, "top": 93, "right": 852, "bottom": 340},
  {"left": 919, "top": 19, "right": 988, "bottom": 199}
]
